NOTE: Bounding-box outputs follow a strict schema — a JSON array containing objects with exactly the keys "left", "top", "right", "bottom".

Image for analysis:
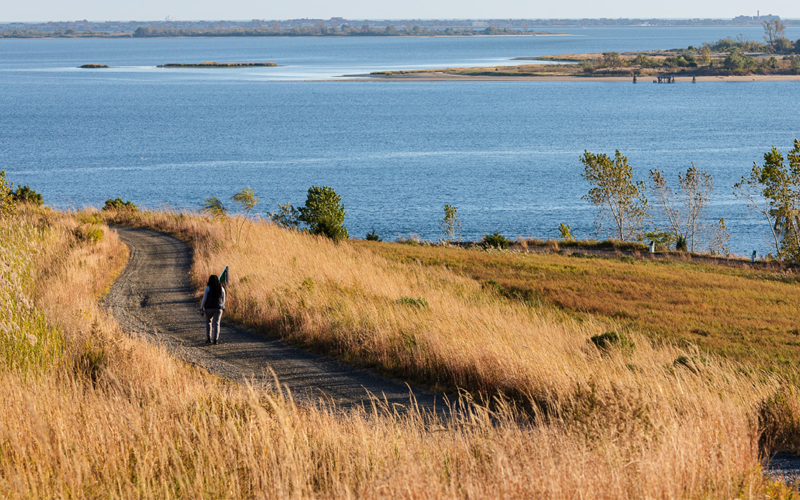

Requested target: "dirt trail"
[{"left": 105, "top": 226, "right": 444, "bottom": 411}]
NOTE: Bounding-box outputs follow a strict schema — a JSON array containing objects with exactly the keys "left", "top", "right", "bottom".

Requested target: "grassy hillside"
[
  {"left": 359, "top": 241, "right": 800, "bottom": 370},
  {"left": 3, "top": 206, "right": 800, "bottom": 498}
]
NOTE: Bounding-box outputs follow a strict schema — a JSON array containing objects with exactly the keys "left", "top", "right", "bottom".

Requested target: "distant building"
[
  {"left": 732, "top": 13, "right": 780, "bottom": 24},
  {"left": 165, "top": 16, "right": 176, "bottom": 22}
]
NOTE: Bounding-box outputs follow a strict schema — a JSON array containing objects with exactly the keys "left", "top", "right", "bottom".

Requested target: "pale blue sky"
[{"left": 4, "top": 0, "right": 800, "bottom": 23}]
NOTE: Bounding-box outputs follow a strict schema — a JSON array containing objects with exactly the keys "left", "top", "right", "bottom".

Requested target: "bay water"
[{"left": 2, "top": 26, "right": 800, "bottom": 253}]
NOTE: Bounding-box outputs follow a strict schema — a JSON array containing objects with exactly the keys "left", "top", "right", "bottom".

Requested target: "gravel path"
[{"left": 105, "top": 226, "right": 444, "bottom": 412}]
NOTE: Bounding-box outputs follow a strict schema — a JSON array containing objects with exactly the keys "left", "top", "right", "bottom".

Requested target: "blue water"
[{"left": 1, "top": 27, "right": 800, "bottom": 253}]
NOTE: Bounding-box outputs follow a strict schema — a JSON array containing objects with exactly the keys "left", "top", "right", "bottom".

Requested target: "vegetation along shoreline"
[{"left": 366, "top": 21, "right": 800, "bottom": 80}]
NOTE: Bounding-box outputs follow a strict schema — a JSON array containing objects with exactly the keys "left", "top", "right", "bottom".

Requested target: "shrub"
[
  {"left": 12, "top": 185, "right": 43, "bottom": 206},
  {"left": 645, "top": 229, "right": 676, "bottom": 251},
  {"left": 102, "top": 198, "right": 138, "bottom": 212},
  {"left": 482, "top": 279, "right": 503, "bottom": 294},
  {"left": 301, "top": 277, "right": 315, "bottom": 292},
  {"left": 788, "top": 55, "right": 800, "bottom": 74},
  {"left": 298, "top": 186, "right": 349, "bottom": 242},
  {"left": 673, "top": 355, "right": 706, "bottom": 375},
  {"left": 397, "top": 296, "right": 429, "bottom": 309},
  {"left": 268, "top": 203, "right": 300, "bottom": 229},
  {"left": 559, "top": 223, "right": 575, "bottom": 241},
  {"left": 723, "top": 49, "right": 756, "bottom": 71},
  {"left": 75, "top": 343, "right": 106, "bottom": 383},
  {"left": 676, "top": 235, "right": 688, "bottom": 252},
  {"left": 482, "top": 232, "right": 510, "bottom": 250},
  {"left": 74, "top": 224, "right": 104, "bottom": 244},
  {"left": 774, "top": 37, "right": 794, "bottom": 54},
  {"left": 590, "top": 331, "right": 635, "bottom": 352},
  {"left": 366, "top": 228, "right": 381, "bottom": 241}
]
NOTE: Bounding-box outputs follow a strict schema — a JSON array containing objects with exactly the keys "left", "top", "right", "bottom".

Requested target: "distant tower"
[{"left": 757, "top": 10, "right": 760, "bottom": 19}]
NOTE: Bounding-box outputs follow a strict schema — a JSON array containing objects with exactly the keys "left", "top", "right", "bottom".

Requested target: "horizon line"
[{"left": 2, "top": 16, "right": 799, "bottom": 24}]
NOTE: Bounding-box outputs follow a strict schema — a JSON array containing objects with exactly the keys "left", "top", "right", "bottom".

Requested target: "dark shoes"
[
  {"left": 205, "top": 338, "right": 211, "bottom": 344},
  {"left": 212, "top": 340, "right": 218, "bottom": 345}
]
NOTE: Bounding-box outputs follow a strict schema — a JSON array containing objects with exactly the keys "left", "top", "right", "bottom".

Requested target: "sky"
[{"left": 3, "top": 0, "right": 800, "bottom": 23}]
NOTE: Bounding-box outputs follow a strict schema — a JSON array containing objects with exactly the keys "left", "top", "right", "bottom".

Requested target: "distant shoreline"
[
  {"left": 344, "top": 72, "right": 800, "bottom": 82},
  {"left": 0, "top": 31, "right": 571, "bottom": 40}
]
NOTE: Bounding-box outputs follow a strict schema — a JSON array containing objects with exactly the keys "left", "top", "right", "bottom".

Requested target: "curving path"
[{"left": 105, "top": 226, "right": 444, "bottom": 411}]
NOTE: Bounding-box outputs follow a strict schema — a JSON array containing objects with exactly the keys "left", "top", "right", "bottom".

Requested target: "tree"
[
  {"left": 734, "top": 139, "right": 800, "bottom": 261},
  {"left": 724, "top": 49, "right": 756, "bottom": 71},
  {"left": 698, "top": 45, "right": 711, "bottom": 65},
  {"left": 580, "top": 150, "right": 648, "bottom": 242},
  {"left": 763, "top": 19, "right": 786, "bottom": 47},
  {"left": 268, "top": 203, "right": 300, "bottom": 230},
  {"left": 649, "top": 165, "right": 713, "bottom": 252},
  {"left": 298, "top": 186, "right": 349, "bottom": 242},
  {"left": 0, "top": 170, "right": 15, "bottom": 218},
  {"left": 774, "top": 37, "right": 794, "bottom": 54},
  {"left": 708, "top": 218, "right": 731, "bottom": 257},
  {"left": 231, "top": 187, "right": 259, "bottom": 244},
  {"left": 133, "top": 27, "right": 153, "bottom": 37},
  {"left": 440, "top": 204, "right": 462, "bottom": 243},
  {"left": 202, "top": 196, "right": 227, "bottom": 218},
  {"left": 601, "top": 52, "right": 623, "bottom": 68},
  {"left": 558, "top": 223, "right": 575, "bottom": 241}
]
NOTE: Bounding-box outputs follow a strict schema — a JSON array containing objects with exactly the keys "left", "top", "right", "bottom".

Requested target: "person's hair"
[{"left": 207, "top": 274, "right": 222, "bottom": 304}]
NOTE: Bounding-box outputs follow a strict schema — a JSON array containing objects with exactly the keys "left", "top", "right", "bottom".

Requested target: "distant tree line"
[
  {"left": 132, "top": 25, "right": 535, "bottom": 38},
  {"left": 0, "top": 29, "right": 121, "bottom": 38}
]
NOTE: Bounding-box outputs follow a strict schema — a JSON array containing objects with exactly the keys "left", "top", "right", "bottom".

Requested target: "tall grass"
[
  {"left": 361, "top": 241, "right": 800, "bottom": 369},
  {"left": 1, "top": 207, "right": 796, "bottom": 498}
]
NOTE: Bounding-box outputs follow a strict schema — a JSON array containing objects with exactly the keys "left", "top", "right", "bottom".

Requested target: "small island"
[
  {"left": 363, "top": 34, "right": 800, "bottom": 81},
  {"left": 157, "top": 61, "right": 277, "bottom": 68},
  {"left": 79, "top": 64, "right": 109, "bottom": 68}
]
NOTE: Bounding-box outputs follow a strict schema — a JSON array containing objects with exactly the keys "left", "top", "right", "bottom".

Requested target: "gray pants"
[{"left": 204, "top": 309, "right": 223, "bottom": 342}]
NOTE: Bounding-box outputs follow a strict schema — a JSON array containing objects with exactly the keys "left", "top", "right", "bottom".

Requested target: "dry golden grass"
[
  {"left": 358, "top": 241, "right": 800, "bottom": 370},
  {"left": 2, "top": 207, "right": 798, "bottom": 498}
]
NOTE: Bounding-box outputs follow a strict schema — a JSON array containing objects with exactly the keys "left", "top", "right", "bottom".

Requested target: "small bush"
[
  {"left": 366, "top": 229, "right": 381, "bottom": 241},
  {"left": 77, "top": 212, "right": 103, "bottom": 225},
  {"left": 75, "top": 343, "right": 107, "bottom": 383},
  {"left": 12, "top": 185, "right": 43, "bottom": 206},
  {"left": 559, "top": 223, "right": 575, "bottom": 241},
  {"left": 74, "top": 224, "right": 104, "bottom": 244},
  {"left": 590, "top": 331, "right": 635, "bottom": 352},
  {"left": 301, "top": 277, "right": 315, "bottom": 292},
  {"left": 268, "top": 203, "right": 299, "bottom": 229},
  {"left": 397, "top": 234, "right": 421, "bottom": 245},
  {"left": 482, "top": 280, "right": 503, "bottom": 294},
  {"left": 482, "top": 232, "right": 510, "bottom": 250},
  {"left": 673, "top": 355, "right": 707, "bottom": 374},
  {"left": 397, "top": 296, "right": 430, "bottom": 309},
  {"left": 102, "top": 198, "right": 138, "bottom": 212},
  {"left": 645, "top": 229, "right": 676, "bottom": 251},
  {"left": 676, "top": 235, "right": 688, "bottom": 252}
]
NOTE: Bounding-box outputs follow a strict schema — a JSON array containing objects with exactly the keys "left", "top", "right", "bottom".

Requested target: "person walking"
[{"left": 200, "top": 274, "right": 226, "bottom": 344}]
